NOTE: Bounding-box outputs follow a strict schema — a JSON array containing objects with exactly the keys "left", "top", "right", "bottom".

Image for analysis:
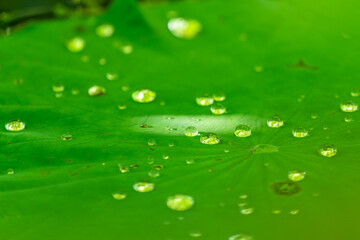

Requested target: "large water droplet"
[
  {"left": 288, "top": 170, "right": 306, "bottom": 182},
  {"left": 96, "top": 24, "right": 115, "bottom": 38},
  {"left": 267, "top": 115, "right": 284, "bottom": 128},
  {"left": 229, "top": 234, "right": 253, "bottom": 240},
  {"left": 234, "top": 125, "right": 251, "bottom": 137},
  {"left": 210, "top": 103, "right": 226, "bottom": 115},
  {"left": 88, "top": 85, "right": 106, "bottom": 97},
  {"left": 168, "top": 17, "right": 202, "bottom": 39},
  {"left": 185, "top": 126, "right": 198, "bottom": 137},
  {"left": 318, "top": 143, "right": 337, "bottom": 157},
  {"left": 5, "top": 119, "right": 25, "bottom": 131},
  {"left": 200, "top": 132, "right": 220, "bottom": 145},
  {"left": 167, "top": 194, "right": 194, "bottom": 211},
  {"left": 66, "top": 37, "right": 85, "bottom": 52},
  {"left": 132, "top": 89, "right": 156, "bottom": 103},
  {"left": 292, "top": 126, "right": 308, "bottom": 138},
  {"left": 195, "top": 93, "right": 214, "bottom": 106},
  {"left": 340, "top": 100, "right": 358, "bottom": 112},
  {"left": 133, "top": 182, "right": 154, "bottom": 193}
]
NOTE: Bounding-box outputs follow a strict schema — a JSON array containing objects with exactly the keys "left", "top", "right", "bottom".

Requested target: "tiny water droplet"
[
  {"left": 148, "top": 170, "right": 160, "bottom": 178},
  {"left": 213, "top": 92, "right": 226, "bottom": 101},
  {"left": 133, "top": 182, "right": 154, "bottom": 193},
  {"left": 272, "top": 209, "right": 281, "bottom": 214},
  {"left": 288, "top": 170, "right": 306, "bottom": 182},
  {"left": 318, "top": 143, "right": 337, "bottom": 157},
  {"left": 350, "top": 89, "right": 359, "bottom": 97},
  {"left": 152, "top": 165, "right": 163, "bottom": 170},
  {"left": 118, "top": 104, "right": 127, "bottom": 110},
  {"left": 267, "top": 115, "right": 284, "bottom": 128},
  {"left": 344, "top": 115, "right": 353, "bottom": 122},
  {"left": 122, "top": 85, "right": 130, "bottom": 92},
  {"left": 88, "top": 85, "right": 106, "bottom": 97},
  {"left": 168, "top": 141, "right": 175, "bottom": 147},
  {"left": 292, "top": 126, "right": 308, "bottom": 138},
  {"left": 112, "top": 191, "right": 126, "bottom": 200},
  {"left": 55, "top": 93, "right": 63, "bottom": 98},
  {"left": 167, "top": 194, "right": 194, "bottom": 211},
  {"left": 132, "top": 89, "right": 156, "bottom": 103},
  {"left": 52, "top": 83, "right": 65, "bottom": 92},
  {"left": 61, "top": 132, "right": 72, "bottom": 140},
  {"left": 96, "top": 24, "right": 115, "bottom": 38},
  {"left": 148, "top": 138, "right": 156, "bottom": 146},
  {"left": 168, "top": 17, "right": 202, "bottom": 39},
  {"left": 71, "top": 88, "right": 79, "bottom": 95},
  {"left": 272, "top": 181, "right": 301, "bottom": 196},
  {"left": 106, "top": 73, "right": 118, "bottom": 80},
  {"left": 99, "top": 58, "right": 107, "bottom": 65},
  {"left": 67, "top": 37, "right": 85, "bottom": 52},
  {"left": 340, "top": 100, "right": 358, "bottom": 112},
  {"left": 289, "top": 209, "right": 299, "bottom": 215},
  {"left": 210, "top": 103, "right": 226, "bottom": 115},
  {"left": 186, "top": 159, "right": 195, "bottom": 164},
  {"left": 189, "top": 230, "right": 202, "bottom": 238},
  {"left": 234, "top": 125, "right": 251, "bottom": 137},
  {"left": 185, "top": 126, "right": 198, "bottom": 137},
  {"left": 118, "top": 164, "right": 130, "bottom": 173},
  {"left": 5, "top": 119, "right": 25, "bottom": 131},
  {"left": 200, "top": 133, "right": 220, "bottom": 145},
  {"left": 196, "top": 93, "right": 213, "bottom": 106},
  {"left": 240, "top": 207, "right": 254, "bottom": 215},
  {"left": 7, "top": 168, "right": 14, "bottom": 175},
  {"left": 162, "top": 154, "right": 169, "bottom": 160},
  {"left": 310, "top": 113, "right": 318, "bottom": 119},
  {"left": 122, "top": 45, "right": 133, "bottom": 54},
  {"left": 229, "top": 234, "right": 253, "bottom": 240}
]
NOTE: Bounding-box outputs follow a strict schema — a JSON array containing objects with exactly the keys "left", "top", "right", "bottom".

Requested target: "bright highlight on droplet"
[
  {"left": 318, "top": 143, "right": 337, "bottom": 157},
  {"left": 66, "top": 37, "right": 85, "bottom": 52},
  {"left": 267, "top": 115, "right": 284, "bottom": 128},
  {"left": 133, "top": 182, "right": 154, "bottom": 193},
  {"left": 288, "top": 170, "right": 306, "bottom": 182},
  {"left": 5, "top": 119, "right": 25, "bottom": 131},
  {"left": 292, "top": 126, "right": 308, "bottom": 138},
  {"left": 234, "top": 125, "right": 251, "bottom": 137},
  {"left": 96, "top": 24, "right": 115, "bottom": 38},
  {"left": 167, "top": 194, "right": 194, "bottom": 211},
  {"left": 200, "top": 132, "right": 220, "bottom": 145},
  {"left": 196, "top": 93, "right": 214, "bottom": 106},
  {"left": 52, "top": 83, "right": 65, "bottom": 92},
  {"left": 132, "top": 89, "right": 156, "bottom": 103},
  {"left": 185, "top": 126, "right": 198, "bottom": 137},
  {"left": 340, "top": 100, "right": 358, "bottom": 112},
  {"left": 229, "top": 234, "right": 253, "bottom": 240},
  {"left": 168, "top": 17, "right": 202, "bottom": 39},
  {"left": 210, "top": 103, "right": 226, "bottom": 115},
  {"left": 88, "top": 85, "right": 106, "bottom": 97}
]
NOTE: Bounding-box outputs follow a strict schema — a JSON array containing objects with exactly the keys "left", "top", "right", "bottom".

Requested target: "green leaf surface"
[{"left": 1, "top": 0, "right": 360, "bottom": 239}]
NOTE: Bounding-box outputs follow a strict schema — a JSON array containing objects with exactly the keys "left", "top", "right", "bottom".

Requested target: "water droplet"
[
  {"left": 229, "top": 234, "right": 253, "bottom": 240},
  {"left": 122, "top": 85, "right": 130, "bottom": 92},
  {"left": 96, "top": 24, "right": 115, "bottom": 38},
  {"left": 272, "top": 209, "right": 281, "bottom": 214},
  {"left": 168, "top": 17, "right": 202, "bottom": 39},
  {"left": 272, "top": 181, "right": 301, "bottom": 196},
  {"left": 152, "top": 165, "right": 163, "bottom": 170},
  {"left": 289, "top": 209, "right": 299, "bottom": 215},
  {"left": 112, "top": 191, "right": 126, "bottom": 200},
  {"left": 210, "top": 103, "right": 226, "bottom": 115},
  {"left": 148, "top": 138, "right": 156, "bottom": 146},
  {"left": 200, "top": 133, "right": 220, "bottom": 145},
  {"left": 7, "top": 168, "right": 14, "bottom": 175},
  {"left": 133, "top": 182, "right": 154, "bottom": 193},
  {"left": 168, "top": 141, "right": 175, "bottom": 147},
  {"left": 350, "top": 89, "right": 359, "bottom": 97},
  {"left": 132, "top": 89, "right": 156, "bottom": 103},
  {"left": 118, "top": 104, "right": 127, "bottom": 110},
  {"left": 186, "top": 159, "right": 195, "bottom": 164},
  {"left": 106, "top": 73, "right": 118, "bottom": 80},
  {"left": 250, "top": 144, "right": 278, "bottom": 154},
  {"left": 344, "top": 115, "right": 353, "bottom": 122},
  {"left": 162, "top": 154, "right": 169, "bottom": 160},
  {"left": 5, "top": 119, "right": 25, "bottom": 131},
  {"left": 167, "top": 194, "right": 194, "bottom": 211},
  {"left": 52, "top": 83, "right": 65, "bottom": 92},
  {"left": 61, "top": 132, "right": 72, "bottom": 140},
  {"left": 55, "top": 93, "right": 63, "bottom": 98},
  {"left": 310, "top": 113, "right": 318, "bottom": 119},
  {"left": 122, "top": 45, "right": 133, "bottom": 54},
  {"left": 340, "top": 100, "right": 358, "bottom": 112},
  {"left": 118, "top": 164, "right": 130, "bottom": 173},
  {"left": 288, "top": 170, "right": 306, "bottom": 182},
  {"left": 148, "top": 170, "right": 160, "bottom": 178},
  {"left": 318, "top": 143, "right": 337, "bottom": 157},
  {"left": 196, "top": 93, "right": 213, "bottom": 106},
  {"left": 267, "top": 115, "right": 284, "bottom": 128},
  {"left": 67, "top": 37, "right": 85, "bottom": 52},
  {"left": 213, "top": 92, "right": 226, "bottom": 101},
  {"left": 99, "top": 58, "right": 107, "bottom": 65},
  {"left": 189, "top": 230, "right": 202, "bottom": 238},
  {"left": 292, "top": 126, "right": 308, "bottom": 138},
  {"left": 185, "top": 126, "right": 198, "bottom": 137},
  {"left": 88, "top": 85, "right": 106, "bottom": 97},
  {"left": 234, "top": 125, "right": 251, "bottom": 137},
  {"left": 240, "top": 207, "right": 254, "bottom": 215},
  {"left": 224, "top": 149, "right": 230, "bottom": 153}
]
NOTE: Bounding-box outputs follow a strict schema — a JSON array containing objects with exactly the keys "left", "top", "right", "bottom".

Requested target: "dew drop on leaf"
[
  {"left": 186, "top": 159, "right": 195, "bottom": 165},
  {"left": 210, "top": 103, "right": 226, "bottom": 115},
  {"left": 96, "top": 24, "right": 115, "bottom": 38},
  {"left": 350, "top": 89, "right": 359, "bottom": 97},
  {"left": 7, "top": 168, "right": 14, "bottom": 175},
  {"left": 195, "top": 93, "right": 213, "bottom": 106},
  {"left": 272, "top": 181, "right": 301, "bottom": 196},
  {"left": 168, "top": 17, "right": 202, "bottom": 39},
  {"left": 106, "top": 73, "right": 118, "bottom": 80},
  {"left": 88, "top": 85, "right": 106, "bottom": 97},
  {"left": 228, "top": 234, "right": 253, "bottom": 240},
  {"left": 133, "top": 182, "right": 154, "bottom": 193},
  {"left": 344, "top": 115, "right": 353, "bottom": 122},
  {"left": 66, "top": 37, "right": 85, "bottom": 52},
  {"left": 292, "top": 126, "right": 308, "bottom": 138},
  {"left": 99, "top": 58, "right": 107, "bottom": 65},
  {"left": 234, "top": 125, "right": 251, "bottom": 137},
  {"left": 118, "top": 104, "right": 127, "bottom": 110},
  {"left": 166, "top": 194, "right": 194, "bottom": 211},
  {"left": 200, "top": 132, "right": 220, "bottom": 145},
  {"left": 185, "top": 126, "right": 198, "bottom": 137},
  {"left": 52, "top": 83, "right": 65, "bottom": 92},
  {"left": 112, "top": 191, "right": 126, "bottom": 200},
  {"left": 213, "top": 91, "right": 226, "bottom": 101},
  {"left": 61, "top": 132, "right": 72, "bottom": 140},
  {"left": 288, "top": 170, "right": 306, "bottom": 182},
  {"left": 122, "top": 45, "right": 133, "bottom": 54},
  {"left": 5, "top": 119, "right": 25, "bottom": 131},
  {"left": 240, "top": 207, "right": 254, "bottom": 215},
  {"left": 340, "top": 100, "right": 358, "bottom": 112},
  {"left": 318, "top": 143, "right": 337, "bottom": 157},
  {"left": 189, "top": 230, "right": 202, "bottom": 238},
  {"left": 148, "top": 170, "right": 160, "bottom": 178},
  {"left": 147, "top": 138, "right": 156, "bottom": 146},
  {"left": 132, "top": 89, "right": 156, "bottom": 103},
  {"left": 267, "top": 115, "right": 284, "bottom": 128}
]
